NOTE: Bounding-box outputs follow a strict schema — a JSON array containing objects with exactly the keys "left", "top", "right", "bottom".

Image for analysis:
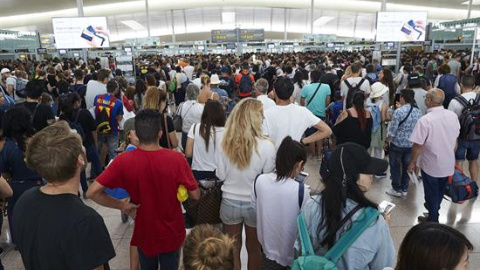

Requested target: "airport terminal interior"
[{"left": 1, "top": 0, "right": 480, "bottom": 269}]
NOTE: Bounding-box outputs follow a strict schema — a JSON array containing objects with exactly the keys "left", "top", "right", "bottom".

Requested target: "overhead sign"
[
  {"left": 376, "top": 12, "right": 428, "bottom": 42},
  {"left": 211, "top": 30, "right": 237, "bottom": 43},
  {"left": 52, "top": 17, "right": 110, "bottom": 49},
  {"left": 238, "top": 29, "right": 264, "bottom": 42},
  {"left": 211, "top": 29, "right": 265, "bottom": 43},
  {"left": 36, "top": 48, "right": 48, "bottom": 54}
]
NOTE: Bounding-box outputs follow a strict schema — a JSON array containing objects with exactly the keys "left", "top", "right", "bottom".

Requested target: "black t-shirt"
[
  {"left": 13, "top": 187, "right": 115, "bottom": 270},
  {"left": 56, "top": 80, "right": 70, "bottom": 95},
  {"left": 160, "top": 115, "right": 174, "bottom": 148},
  {"left": 23, "top": 102, "right": 55, "bottom": 132},
  {"left": 59, "top": 109, "right": 96, "bottom": 147},
  {"left": 70, "top": 84, "right": 88, "bottom": 108}
]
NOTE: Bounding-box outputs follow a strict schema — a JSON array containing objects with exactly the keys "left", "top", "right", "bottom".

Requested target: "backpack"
[
  {"left": 438, "top": 74, "right": 458, "bottom": 108},
  {"left": 168, "top": 75, "right": 177, "bottom": 93},
  {"left": 15, "top": 77, "right": 28, "bottom": 99},
  {"left": 69, "top": 84, "right": 87, "bottom": 108},
  {"left": 0, "top": 86, "right": 14, "bottom": 111},
  {"left": 445, "top": 166, "right": 479, "bottom": 203},
  {"left": 238, "top": 73, "right": 253, "bottom": 95},
  {"left": 329, "top": 101, "right": 343, "bottom": 126},
  {"left": 292, "top": 207, "right": 380, "bottom": 270},
  {"left": 455, "top": 95, "right": 480, "bottom": 141},
  {"left": 367, "top": 100, "right": 382, "bottom": 133},
  {"left": 68, "top": 111, "right": 86, "bottom": 142},
  {"left": 344, "top": 78, "right": 366, "bottom": 109},
  {"left": 95, "top": 95, "right": 117, "bottom": 134}
]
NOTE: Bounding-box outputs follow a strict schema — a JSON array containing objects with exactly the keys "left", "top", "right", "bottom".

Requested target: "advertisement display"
[
  {"left": 376, "top": 12, "right": 428, "bottom": 42},
  {"left": 52, "top": 17, "right": 110, "bottom": 49}
]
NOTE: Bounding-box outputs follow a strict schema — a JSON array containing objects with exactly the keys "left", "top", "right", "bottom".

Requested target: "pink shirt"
[{"left": 410, "top": 106, "right": 460, "bottom": 178}]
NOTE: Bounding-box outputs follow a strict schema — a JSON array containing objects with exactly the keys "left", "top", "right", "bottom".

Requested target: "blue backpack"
[
  {"left": 292, "top": 207, "right": 380, "bottom": 270},
  {"left": 438, "top": 74, "right": 458, "bottom": 108},
  {"left": 367, "top": 100, "right": 382, "bottom": 133},
  {"left": 239, "top": 73, "right": 253, "bottom": 95},
  {"left": 329, "top": 101, "right": 343, "bottom": 126}
]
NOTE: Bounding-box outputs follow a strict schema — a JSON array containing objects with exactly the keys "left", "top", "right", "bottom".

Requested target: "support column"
[
  {"left": 310, "top": 0, "right": 314, "bottom": 34},
  {"left": 145, "top": 0, "right": 151, "bottom": 37},
  {"left": 76, "top": 0, "right": 88, "bottom": 61},
  {"left": 171, "top": 10, "right": 176, "bottom": 44},
  {"left": 468, "top": 0, "right": 474, "bottom": 19},
  {"left": 396, "top": 43, "right": 401, "bottom": 73},
  {"left": 284, "top": 8, "right": 288, "bottom": 41},
  {"left": 381, "top": 0, "right": 387, "bottom": 12}
]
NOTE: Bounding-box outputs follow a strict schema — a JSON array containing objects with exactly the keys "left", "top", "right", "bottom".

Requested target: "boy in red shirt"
[{"left": 88, "top": 109, "right": 200, "bottom": 270}]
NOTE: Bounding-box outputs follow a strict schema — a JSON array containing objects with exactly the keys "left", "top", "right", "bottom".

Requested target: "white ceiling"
[{"left": 1, "top": 0, "right": 479, "bottom": 41}]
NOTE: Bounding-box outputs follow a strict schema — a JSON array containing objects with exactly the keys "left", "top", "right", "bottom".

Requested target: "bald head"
[{"left": 426, "top": 88, "right": 445, "bottom": 107}]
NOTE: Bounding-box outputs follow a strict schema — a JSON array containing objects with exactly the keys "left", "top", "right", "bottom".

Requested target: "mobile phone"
[
  {"left": 378, "top": 200, "right": 396, "bottom": 215},
  {"left": 400, "top": 25, "right": 412, "bottom": 35},
  {"left": 295, "top": 171, "right": 309, "bottom": 183}
]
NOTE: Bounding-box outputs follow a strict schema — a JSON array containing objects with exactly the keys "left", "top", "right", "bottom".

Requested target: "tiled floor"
[{"left": 1, "top": 157, "right": 479, "bottom": 269}]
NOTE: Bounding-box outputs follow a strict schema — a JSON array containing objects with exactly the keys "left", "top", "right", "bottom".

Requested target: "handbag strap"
[
  {"left": 298, "top": 182, "right": 305, "bottom": 209},
  {"left": 164, "top": 115, "right": 171, "bottom": 149},
  {"left": 325, "top": 207, "right": 380, "bottom": 263},
  {"left": 320, "top": 204, "right": 363, "bottom": 246},
  {"left": 307, "top": 83, "right": 322, "bottom": 107},
  {"left": 398, "top": 104, "right": 414, "bottom": 128},
  {"left": 182, "top": 102, "right": 196, "bottom": 118}
]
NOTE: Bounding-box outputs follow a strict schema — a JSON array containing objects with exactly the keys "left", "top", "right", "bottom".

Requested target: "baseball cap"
[
  {"left": 408, "top": 73, "right": 421, "bottom": 86},
  {"left": 0, "top": 68, "right": 11, "bottom": 75},
  {"left": 328, "top": 142, "right": 388, "bottom": 179},
  {"left": 220, "top": 66, "right": 229, "bottom": 74},
  {"left": 123, "top": 118, "right": 135, "bottom": 135}
]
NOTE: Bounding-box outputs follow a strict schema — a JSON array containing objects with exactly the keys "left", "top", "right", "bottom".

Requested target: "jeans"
[
  {"left": 97, "top": 133, "right": 118, "bottom": 164},
  {"left": 421, "top": 170, "right": 448, "bottom": 222},
  {"left": 389, "top": 144, "right": 412, "bottom": 192},
  {"left": 138, "top": 248, "right": 179, "bottom": 270},
  {"left": 87, "top": 143, "right": 103, "bottom": 179},
  {"left": 181, "top": 132, "right": 188, "bottom": 152}
]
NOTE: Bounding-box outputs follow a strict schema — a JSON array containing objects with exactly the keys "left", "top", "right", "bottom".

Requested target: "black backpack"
[
  {"left": 456, "top": 95, "right": 480, "bottom": 141},
  {"left": 239, "top": 73, "right": 253, "bottom": 94},
  {"left": 345, "top": 78, "right": 366, "bottom": 109}
]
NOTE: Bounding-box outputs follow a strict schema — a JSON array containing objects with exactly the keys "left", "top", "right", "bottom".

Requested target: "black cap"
[
  {"left": 408, "top": 73, "right": 421, "bottom": 86},
  {"left": 328, "top": 142, "right": 388, "bottom": 179}
]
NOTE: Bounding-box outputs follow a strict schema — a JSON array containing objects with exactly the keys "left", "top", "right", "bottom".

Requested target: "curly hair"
[{"left": 2, "top": 106, "right": 36, "bottom": 152}]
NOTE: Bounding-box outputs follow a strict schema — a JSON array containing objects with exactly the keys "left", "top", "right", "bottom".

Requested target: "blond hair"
[
  {"left": 201, "top": 75, "right": 211, "bottom": 86},
  {"left": 183, "top": 224, "right": 234, "bottom": 270},
  {"left": 26, "top": 121, "right": 84, "bottom": 183},
  {"left": 341, "top": 66, "right": 352, "bottom": 82},
  {"left": 221, "top": 98, "right": 266, "bottom": 169},
  {"left": 143, "top": 86, "right": 166, "bottom": 111}
]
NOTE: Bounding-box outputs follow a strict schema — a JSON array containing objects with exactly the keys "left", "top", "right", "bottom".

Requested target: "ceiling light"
[
  {"left": 461, "top": 0, "right": 480, "bottom": 5},
  {"left": 222, "top": 12, "right": 235, "bottom": 24},
  {"left": 121, "top": 20, "right": 145, "bottom": 31},
  {"left": 314, "top": 16, "right": 335, "bottom": 26}
]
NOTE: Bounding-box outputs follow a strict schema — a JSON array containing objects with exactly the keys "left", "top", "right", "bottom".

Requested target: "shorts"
[
  {"left": 220, "top": 198, "right": 257, "bottom": 227},
  {"left": 455, "top": 140, "right": 480, "bottom": 161}
]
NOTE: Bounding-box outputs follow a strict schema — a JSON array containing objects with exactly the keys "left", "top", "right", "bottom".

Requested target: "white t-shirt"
[
  {"left": 263, "top": 104, "right": 321, "bottom": 149},
  {"left": 293, "top": 81, "right": 308, "bottom": 105},
  {"left": 188, "top": 124, "right": 224, "bottom": 172},
  {"left": 192, "top": 78, "right": 202, "bottom": 89},
  {"left": 257, "top": 95, "right": 275, "bottom": 111},
  {"left": 86, "top": 80, "right": 107, "bottom": 110},
  {"left": 216, "top": 135, "right": 276, "bottom": 202},
  {"left": 448, "top": 91, "right": 477, "bottom": 117},
  {"left": 252, "top": 173, "right": 309, "bottom": 266},
  {"left": 412, "top": 88, "right": 428, "bottom": 115},
  {"left": 184, "top": 65, "right": 195, "bottom": 80},
  {"left": 180, "top": 100, "right": 204, "bottom": 133}
]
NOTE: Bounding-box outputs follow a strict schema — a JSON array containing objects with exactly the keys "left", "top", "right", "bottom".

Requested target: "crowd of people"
[{"left": 0, "top": 47, "right": 476, "bottom": 270}]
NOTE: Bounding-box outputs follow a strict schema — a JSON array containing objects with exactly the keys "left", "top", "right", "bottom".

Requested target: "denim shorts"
[
  {"left": 220, "top": 198, "right": 257, "bottom": 227},
  {"left": 455, "top": 139, "right": 480, "bottom": 161}
]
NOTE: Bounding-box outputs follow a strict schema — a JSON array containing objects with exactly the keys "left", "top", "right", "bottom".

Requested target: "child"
[{"left": 326, "top": 90, "right": 343, "bottom": 126}]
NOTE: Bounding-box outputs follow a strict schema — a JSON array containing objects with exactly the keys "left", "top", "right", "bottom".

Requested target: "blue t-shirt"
[
  {"left": 94, "top": 94, "right": 124, "bottom": 136},
  {"left": 301, "top": 83, "right": 331, "bottom": 118},
  {"left": 0, "top": 139, "right": 42, "bottom": 182}
]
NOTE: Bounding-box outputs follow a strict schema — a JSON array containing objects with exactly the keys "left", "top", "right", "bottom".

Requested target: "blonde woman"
[
  {"left": 198, "top": 75, "right": 220, "bottom": 104},
  {"left": 215, "top": 98, "right": 276, "bottom": 270},
  {"left": 341, "top": 66, "right": 352, "bottom": 82},
  {"left": 144, "top": 86, "right": 179, "bottom": 149}
]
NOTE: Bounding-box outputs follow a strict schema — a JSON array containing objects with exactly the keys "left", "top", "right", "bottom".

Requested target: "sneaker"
[
  {"left": 402, "top": 190, "right": 408, "bottom": 196},
  {"left": 374, "top": 173, "right": 387, "bottom": 179},
  {"left": 82, "top": 192, "right": 88, "bottom": 200},
  {"left": 386, "top": 188, "right": 402, "bottom": 197}
]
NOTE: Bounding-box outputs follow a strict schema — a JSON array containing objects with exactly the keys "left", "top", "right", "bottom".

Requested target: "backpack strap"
[
  {"left": 344, "top": 80, "right": 352, "bottom": 89},
  {"left": 475, "top": 94, "right": 480, "bottom": 105},
  {"left": 253, "top": 173, "right": 262, "bottom": 198},
  {"left": 358, "top": 78, "right": 366, "bottom": 88},
  {"left": 324, "top": 207, "right": 381, "bottom": 263},
  {"left": 297, "top": 212, "right": 315, "bottom": 256},
  {"left": 455, "top": 95, "right": 469, "bottom": 108},
  {"left": 298, "top": 183, "right": 305, "bottom": 209}
]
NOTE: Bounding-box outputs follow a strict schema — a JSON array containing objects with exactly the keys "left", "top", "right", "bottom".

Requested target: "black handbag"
[{"left": 185, "top": 179, "right": 223, "bottom": 225}]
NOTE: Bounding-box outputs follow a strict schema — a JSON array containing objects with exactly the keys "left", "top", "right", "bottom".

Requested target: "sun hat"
[
  {"left": 0, "top": 68, "right": 11, "bottom": 75},
  {"left": 369, "top": 82, "right": 389, "bottom": 99},
  {"left": 210, "top": 74, "right": 221, "bottom": 85}
]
